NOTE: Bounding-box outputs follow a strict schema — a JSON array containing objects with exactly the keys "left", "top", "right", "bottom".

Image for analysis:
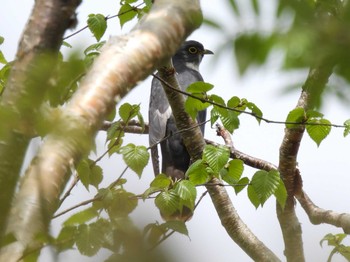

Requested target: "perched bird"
[{"left": 149, "top": 40, "right": 213, "bottom": 180}]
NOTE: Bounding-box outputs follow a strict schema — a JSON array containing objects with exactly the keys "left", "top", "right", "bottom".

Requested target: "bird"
[{"left": 149, "top": 40, "right": 213, "bottom": 180}]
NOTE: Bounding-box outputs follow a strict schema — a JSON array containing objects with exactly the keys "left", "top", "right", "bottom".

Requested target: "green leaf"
[
  {"left": 150, "top": 174, "right": 172, "bottom": 189},
  {"left": 210, "top": 107, "right": 220, "bottom": 126},
  {"left": 0, "top": 51, "right": 7, "bottom": 64},
  {"left": 222, "top": 159, "right": 244, "bottom": 184},
  {"left": 119, "top": 143, "right": 149, "bottom": 177},
  {"left": 203, "top": 144, "right": 230, "bottom": 173},
  {"left": 247, "top": 102, "right": 263, "bottom": 124},
  {"left": 108, "top": 189, "right": 138, "bottom": 217},
  {"left": 163, "top": 221, "right": 188, "bottom": 236},
  {"left": 306, "top": 110, "right": 324, "bottom": 118},
  {"left": 76, "top": 223, "right": 102, "bottom": 256},
  {"left": 84, "top": 41, "right": 106, "bottom": 56},
  {"left": 90, "top": 164, "right": 103, "bottom": 189},
  {"left": 119, "top": 103, "right": 139, "bottom": 123},
  {"left": 174, "top": 180, "right": 196, "bottom": 202},
  {"left": 187, "top": 160, "right": 210, "bottom": 185},
  {"left": 155, "top": 191, "right": 180, "bottom": 216},
  {"left": 87, "top": 14, "right": 107, "bottom": 41},
  {"left": 306, "top": 118, "right": 331, "bottom": 146},
  {"left": 220, "top": 110, "right": 240, "bottom": 133},
  {"left": 274, "top": 179, "right": 287, "bottom": 209},
  {"left": 118, "top": 4, "right": 138, "bottom": 28},
  {"left": 210, "top": 94, "right": 227, "bottom": 116},
  {"left": 186, "top": 81, "right": 214, "bottom": 93},
  {"left": 227, "top": 96, "right": 241, "bottom": 108},
  {"left": 76, "top": 159, "right": 91, "bottom": 190},
  {"left": 247, "top": 185, "right": 260, "bottom": 208},
  {"left": 63, "top": 207, "right": 98, "bottom": 226},
  {"left": 185, "top": 96, "right": 211, "bottom": 120},
  {"left": 251, "top": 170, "right": 281, "bottom": 206},
  {"left": 344, "top": 119, "right": 350, "bottom": 137},
  {"left": 234, "top": 177, "right": 250, "bottom": 195},
  {"left": 286, "top": 107, "right": 305, "bottom": 128},
  {"left": 144, "top": 223, "right": 166, "bottom": 245},
  {"left": 0, "top": 36, "right": 4, "bottom": 45},
  {"left": 251, "top": 0, "right": 259, "bottom": 14},
  {"left": 56, "top": 226, "right": 77, "bottom": 252}
]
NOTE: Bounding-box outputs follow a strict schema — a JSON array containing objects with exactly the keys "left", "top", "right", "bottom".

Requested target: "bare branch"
[
  {"left": 277, "top": 62, "right": 334, "bottom": 262},
  {"left": 296, "top": 191, "right": 350, "bottom": 234}
]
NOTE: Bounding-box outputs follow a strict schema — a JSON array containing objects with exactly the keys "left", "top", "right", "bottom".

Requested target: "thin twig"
[
  {"left": 63, "top": 3, "right": 145, "bottom": 40},
  {"left": 152, "top": 73, "right": 346, "bottom": 129}
]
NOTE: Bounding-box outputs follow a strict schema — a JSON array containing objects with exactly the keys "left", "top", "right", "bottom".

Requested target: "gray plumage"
[{"left": 149, "top": 40, "right": 213, "bottom": 179}]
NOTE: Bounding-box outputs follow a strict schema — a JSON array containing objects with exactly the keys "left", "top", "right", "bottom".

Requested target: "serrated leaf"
[
  {"left": 187, "top": 160, "right": 210, "bottom": 185},
  {"left": 344, "top": 119, "right": 350, "bottom": 137},
  {"left": 76, "top": 223, "right": 102, "bottom": 256},
  {"left": 274, "top": 179, "right": 287, "bottom": 209},
  {"left": 84, "top": 41, "right": 106, "bottom": 56},
  {"left": 155, "top": 191, "right": 180, "bottom": 216},
  {"left": 87, "top": 14, "right": 107, "bottom": 41},
  {"left": 222, "top": 159, "right": 244, "bottom": 184},
  {"left": 118, "top": 4, "right": 138, "bottom": 28},
  {"left": 77, "top": 159, "right": 91, "bottom": 190},
  {"left": 119, "top": 143, "right": 149, "bottom": 177},
  {"left": 108, "top": 189, "right": 137, "bottom": 217},
  {"left": 119, "top": 103, "right": 139, "bottom": 123},
  {"left": 174, "top": 180, "right": 196, "bottom": 202},
  {"left": 163, "top": 221, "right": 188, "bottom": 236},
  {"left": 306, "top": 110, "right": 324, "bottom": 118},
  {"left": 186, "top": 81, "right": 214, "bottom": 93},
  {"left": 220, "top": 110, "right": 240, "bottom": 133},
  {"left": 150, "top": 174, "right": 172, "bottom": 189},
  {"left": 210, "top": 95, "right": 227, "bottom": 116},
  {"left": 286, "top": 107, "right": 305, "bottom": 128},
  {"left": 247, "top": 185, "right": 260, "bottom": 208},
  {"left": 306, "top": 118, "right": 331, "bottom": 146},
  {"left": 234, "top": 177, "right": 250, "bottom": 194},
  {"left": 63, "top": 207, "right": 98, "bottom": 226},
  {"left": 90, "top": 164, "right": 103, "bottom": 189},
  {"left": 203, "top": 145, "right": 230, "bottom": 173},
  {"left": 227, "top": 96, "right": 241, "bottom": 108},
  {"left": 184, "top": 96, "right": 211, "bottom": 120},
  {"left": 56, "top": 226, "right": 77, "bottom": 252},
  {"left": 210, "top": 107, "right": 220, "bottom": 126},
  {"left": 247, "top": 102, "right": 263, "bottom": 124},
  {"left": 251, "top": 170, "right": 280, "bottom": 206}
]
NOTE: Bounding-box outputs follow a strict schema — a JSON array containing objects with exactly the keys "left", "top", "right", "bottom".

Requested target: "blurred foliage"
[{"left": 203, "top": 0, "right": 350, "bottom": 108}]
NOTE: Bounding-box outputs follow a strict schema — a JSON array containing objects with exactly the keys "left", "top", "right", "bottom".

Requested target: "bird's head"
[{"left": 172, "top": 40, "right": 213, "bottom": 72}]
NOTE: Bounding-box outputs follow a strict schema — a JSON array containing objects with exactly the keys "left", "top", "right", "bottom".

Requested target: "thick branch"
[
  {"left": 0, "top": 0, "right": 81, "bottom": 240},
  {"left": 158, "top": 66, "right": 280, "bottom": 261},
  {"left": 277, "top": 63, "right": 334, "bottom": 262},
  {"left": 296, "top": 191, "right": 350, "bottom": 234},
  {"left": 0, "top": 1, "right": 202, "bottom": 260}
]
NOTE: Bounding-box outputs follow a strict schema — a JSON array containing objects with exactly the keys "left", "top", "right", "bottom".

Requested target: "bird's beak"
[{"left": 203, "top": 49, "right": 214, "bottom": 55}]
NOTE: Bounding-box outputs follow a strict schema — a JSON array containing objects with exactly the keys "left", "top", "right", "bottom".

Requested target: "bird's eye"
[{"left": 188, "top": 47, "right": 198, "bottom": 54}]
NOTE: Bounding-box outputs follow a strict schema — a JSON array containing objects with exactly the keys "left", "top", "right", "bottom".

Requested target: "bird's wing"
[{"left": 149, "top": 77, "right": 172, "bottom": 175}]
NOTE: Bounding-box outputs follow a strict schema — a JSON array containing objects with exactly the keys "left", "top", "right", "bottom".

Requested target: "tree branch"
[
  {"left": 0, "top": 0, "right": 81, "bottom": 241},
  {"left": 0, "top": 1, "right": 202, "bottom": 260},
  {"left": 157, "top": 60, "right": 280, "bottom": 261},
  {"left": 296, "top": 191, "right": 350, "bottom": 234},
  {"left": 277, "top": 62, "right": 334, "bottom": 262}
]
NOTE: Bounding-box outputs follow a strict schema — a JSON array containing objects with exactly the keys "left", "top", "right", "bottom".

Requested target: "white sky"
[{"left": 2, "top": 1, "right": 350, "bottom": 261}]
